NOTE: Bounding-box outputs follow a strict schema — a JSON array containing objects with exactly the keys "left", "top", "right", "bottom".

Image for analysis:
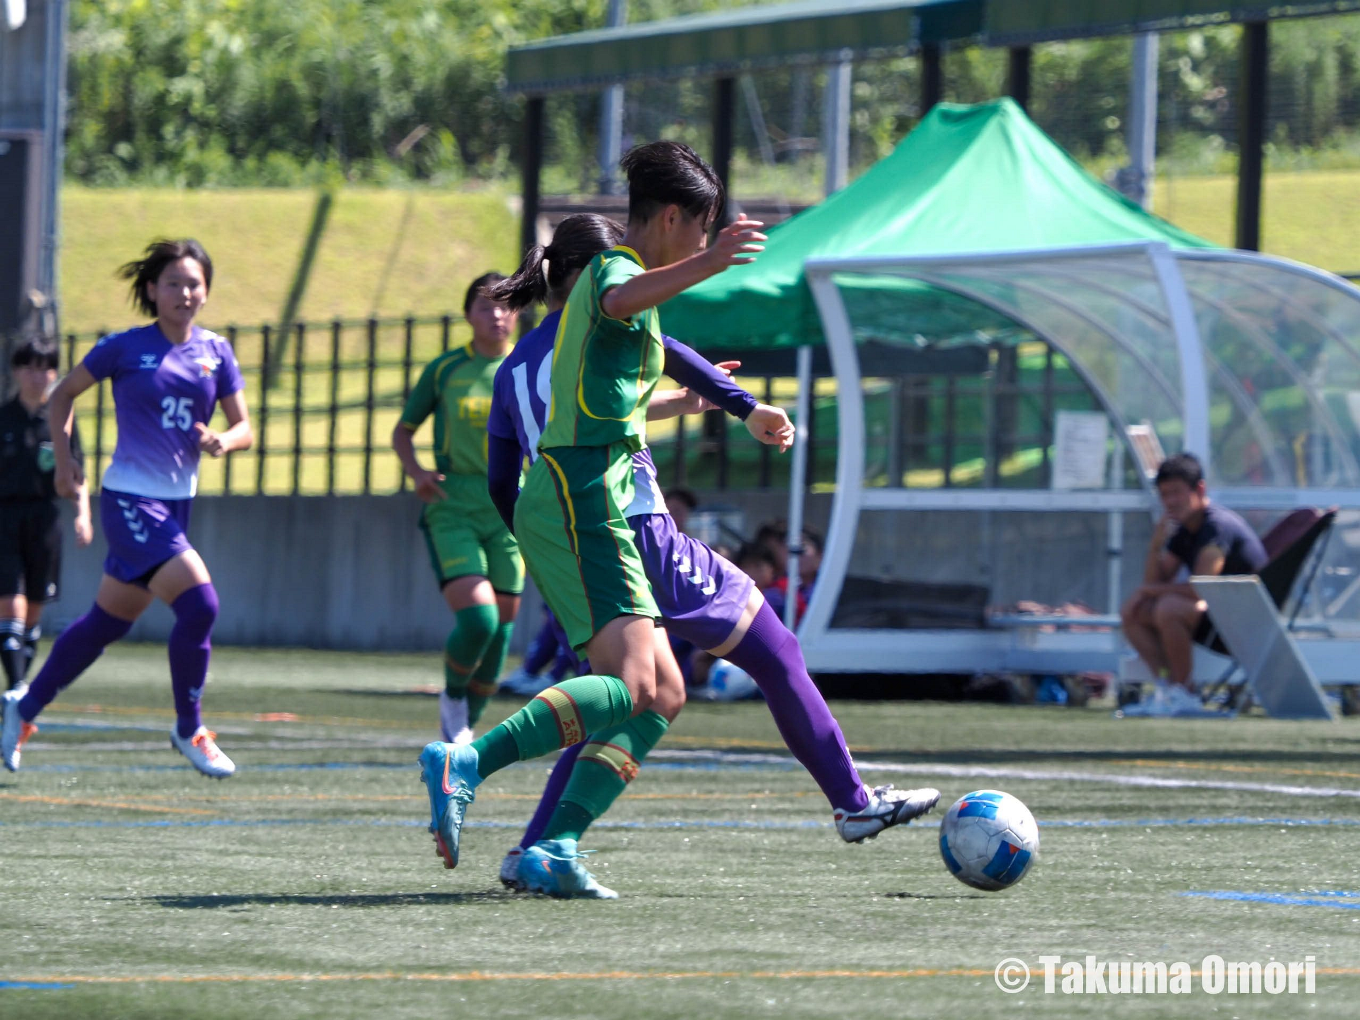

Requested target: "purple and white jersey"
[
  {"left": 82, "top": 323, "right": 244, "bottom": 499},
  {"left": 489, "top": 309, "right": 666, "bottom": 518}
]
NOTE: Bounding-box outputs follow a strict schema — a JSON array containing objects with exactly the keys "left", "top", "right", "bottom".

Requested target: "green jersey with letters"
[
  {"left": 540, "top": 246, "right": 664, "bottom": 453},
  {"left": 400, "top": 343, "right": 505, "bottom": 478}
]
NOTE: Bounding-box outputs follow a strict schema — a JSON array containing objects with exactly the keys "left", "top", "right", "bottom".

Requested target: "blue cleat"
[
  {"left": 417, "top": 741, "right": 480, "bottom": 869},
  {"left": 517, "top": 838, "right": 618, "bottom": 899}
]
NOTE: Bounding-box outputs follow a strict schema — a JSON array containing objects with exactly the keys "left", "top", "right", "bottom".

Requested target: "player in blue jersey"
[
  {"left": 1, "top": 239, "right": 253, "bottom": 778},
  {"left": 478, "top": 212, "right": 940, "bottom": 898}
]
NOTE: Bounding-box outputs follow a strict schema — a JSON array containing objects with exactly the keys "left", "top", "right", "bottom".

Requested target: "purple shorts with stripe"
[
  {"left": 631, "top": 513, "right": 753, "bottom": 651},
  {"left": 100, "top": 489, "right": 194, "bottom": 586}
]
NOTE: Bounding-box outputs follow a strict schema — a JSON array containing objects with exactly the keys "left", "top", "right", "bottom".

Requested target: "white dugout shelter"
[{"left": 798, "top": 241, "right": 1360, "bottom": 687}]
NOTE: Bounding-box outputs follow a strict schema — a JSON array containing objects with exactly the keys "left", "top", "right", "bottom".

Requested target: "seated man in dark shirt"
[{"left": 1120, "top": 453, "right": 1267, "bottom": 701}]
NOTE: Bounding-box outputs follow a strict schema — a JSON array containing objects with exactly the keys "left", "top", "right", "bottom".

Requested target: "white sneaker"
[
  {"left": 835, "top": 784, "right": 941, "bottom": 843},
  {"left": 1118, "top": 682, "right": 1208, "bottom": 718},
  {"left": 2, "top": 688, "right": 37, "bottom": 772},
  {"left": 500, "top": 846, "right": 526, "bottom": 890},
  {"left": 1164, "top": 683, "right": 1210, "bottom": 716},
  {"left": 439, "top": 691, "right": 473, "bottom": 744},
  {"left": 170, "top": 726, "right": 235, "bottom": 778}
]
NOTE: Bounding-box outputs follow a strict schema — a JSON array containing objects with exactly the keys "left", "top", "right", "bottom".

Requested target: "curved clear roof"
[
  {"left": 823, "top": 242, "right": 1360, "bottom": 494},
  {"left": 806, "top": 242, "right": 1360, "bottom": 638}
]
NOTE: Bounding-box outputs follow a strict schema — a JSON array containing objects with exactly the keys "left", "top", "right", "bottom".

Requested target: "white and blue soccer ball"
[
  {"left": 938, "top": 790, "right": 1039, "bottom": 891},
  {"left": 702, "top": 660, "right": 760, "bottom": 701}
]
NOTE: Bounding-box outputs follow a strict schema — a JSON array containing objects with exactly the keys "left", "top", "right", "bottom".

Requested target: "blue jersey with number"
[
  {"left": 487, "top": 310, "right": 667, "bottom": 517},
  {"left": 487, "top": 310, "right": 558, "bottom": 468},
  {"left": 82, "top": 323, "right": 244, "bottom": 499}
]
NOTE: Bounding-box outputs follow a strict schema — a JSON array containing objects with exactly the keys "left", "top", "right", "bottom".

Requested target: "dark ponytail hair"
[
  {"left": 486, "top": 213, "right": 626, "bottom": 311},
  {"left": 117, "top": 238, "right": 213, "bottom": 318}
]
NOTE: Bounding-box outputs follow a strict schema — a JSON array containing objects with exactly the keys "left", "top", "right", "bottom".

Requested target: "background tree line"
[{"left": 65, "top": 1, "right": 1360, "bottom": 189}]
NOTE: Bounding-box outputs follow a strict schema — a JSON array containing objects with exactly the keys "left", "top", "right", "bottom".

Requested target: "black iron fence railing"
[
  {"left": 3, "top": 323, "right": 1089, "bottom": 497},
  {"left": 33, "top": 317, "right": 806, "bottom": 496}
]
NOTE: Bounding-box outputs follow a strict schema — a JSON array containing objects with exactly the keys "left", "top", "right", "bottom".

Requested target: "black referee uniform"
[{"left": 0, "top": 396, "right": 83, "bottom": 607}]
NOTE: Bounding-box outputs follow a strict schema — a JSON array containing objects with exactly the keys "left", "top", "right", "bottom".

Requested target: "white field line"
[{"left": 649, "top": 749, "right": 1360, "bottom": 801}]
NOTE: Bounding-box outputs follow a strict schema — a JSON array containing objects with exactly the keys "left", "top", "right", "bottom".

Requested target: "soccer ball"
[
  {"left": 938, "top": 790, "right": 1039, "bottom": 891},
  {"left": 701, "top": 659, "right": 759, "bottom": 701}
]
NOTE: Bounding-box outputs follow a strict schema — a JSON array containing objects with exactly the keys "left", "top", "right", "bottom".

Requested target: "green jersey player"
[{"left": 393, "top": 274, "right": 523, "bottom": 743}]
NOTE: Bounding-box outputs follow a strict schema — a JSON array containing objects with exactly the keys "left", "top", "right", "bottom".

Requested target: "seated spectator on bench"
[{"left": 1120, "top": 453, "right": 1267, "bottom": 704}]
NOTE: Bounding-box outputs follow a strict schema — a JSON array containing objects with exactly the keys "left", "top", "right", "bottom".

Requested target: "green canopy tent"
[{"left": 661, "top": 97, "right": 1214, "bottom": 356}]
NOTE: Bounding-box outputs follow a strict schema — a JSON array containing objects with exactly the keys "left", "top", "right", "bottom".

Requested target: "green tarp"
[
  {"left": 505, "top": 0, "right": 980, "bottom": 94},
  {"left": 661, "top": 98, "right": 1215, "bottom": 352},
  {"left": 505, "top": 1, "right": 1360, "bottom": 94}
]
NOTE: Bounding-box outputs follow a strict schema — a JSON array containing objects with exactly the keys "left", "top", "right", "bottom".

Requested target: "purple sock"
[
  {"left": 522, "top": 615, "right": 560, "bottom": 675},
  {"left": 168, "top": 584, "right": 218, "bottom": 739},
  {"left": 724, "top": 600, "right": 869, "bottom": 811},
  {"left": 519, "top": 741, "right": 586, "bottom": 849},
  {"left": 18, "top": 605, "right": 133, "bottom": 722}
]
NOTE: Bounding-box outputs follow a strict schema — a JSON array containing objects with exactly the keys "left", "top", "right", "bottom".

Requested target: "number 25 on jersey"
[{"left": 160, "top": 396, "right": 194, "bottom": 431}]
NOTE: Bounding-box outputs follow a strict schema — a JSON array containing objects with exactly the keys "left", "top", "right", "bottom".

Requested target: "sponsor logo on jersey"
[
  {"left": 140, "top": 353, "right": 160, "bottom": 369},
  {"left": 193, "top": 355, "right": 221, "bottom": 377}
]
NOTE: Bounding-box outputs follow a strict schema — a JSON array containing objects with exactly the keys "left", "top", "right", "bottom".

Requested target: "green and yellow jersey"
[
  {"left": 402, "top": 342, "right": 522, "bottom": 593},
  {"left": 540, "top": 245, "right": 664, "bottom": 453},
  {"left": 401, "top": 343, "right": 504, "bottom": 478}
]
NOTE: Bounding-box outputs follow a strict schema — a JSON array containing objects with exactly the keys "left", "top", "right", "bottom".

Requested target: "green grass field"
[
  {"left": 2, "top": 643, "right": 1359, "bottom": 1018},
  {"left": 60, "top": 186, "right": 522, "bottom": 335},
  {"left": 56, "top": 169, "right": 1360, "bottom": 337},
  {"left": 1154, "top": 170, "right": 1360, "bottom": 273}
]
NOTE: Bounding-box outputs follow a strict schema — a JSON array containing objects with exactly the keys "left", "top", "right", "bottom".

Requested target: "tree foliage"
[{"left": 64, "top": 2, "right": 1360, "bottom": 187}]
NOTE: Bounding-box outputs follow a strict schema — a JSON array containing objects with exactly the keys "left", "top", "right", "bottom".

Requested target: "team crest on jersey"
[
  {"left": 193, "top": 355, "right": 221, "bottom": 377},
  {"left": 140, "top": 353, "right": 160, "bottom": 369}
]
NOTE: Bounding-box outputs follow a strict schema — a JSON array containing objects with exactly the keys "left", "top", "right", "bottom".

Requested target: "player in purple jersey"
[
  {"left": 1, "top": 240, "right": 253, "bottom": 779},
  {"left": 482, "top": 214, "right": 940, "bottom": 897}
]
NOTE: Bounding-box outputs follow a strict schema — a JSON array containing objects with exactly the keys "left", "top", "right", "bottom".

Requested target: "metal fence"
[
  {"left": 3, "top": 320, "right": 1096, "bottom": 497},
  {"left": 36, "top": 317, "right": 809, "bottom": 496}
]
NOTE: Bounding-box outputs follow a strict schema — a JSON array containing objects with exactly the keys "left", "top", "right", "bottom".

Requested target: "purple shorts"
[
  {"left": 100, "top": 489, "right": 194, "bottom": 586},
  {"left": 631, "top": 513, "right": 754, "bottom": 652}
]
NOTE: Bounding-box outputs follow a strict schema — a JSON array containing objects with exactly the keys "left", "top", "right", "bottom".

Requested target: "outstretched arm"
[
  {"left": 600, "top": 220, "right": 766, "bottom": 322},
  {"left": 661, "top": 337, "right": 757, "bottom": 420}
]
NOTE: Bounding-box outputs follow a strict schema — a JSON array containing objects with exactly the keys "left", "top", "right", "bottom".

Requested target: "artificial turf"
[{"left": 2, "top": 642, "right": 1359, "bottom": 1019}]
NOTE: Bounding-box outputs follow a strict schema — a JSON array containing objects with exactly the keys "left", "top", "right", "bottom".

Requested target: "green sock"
[
  {"left": 466, "top": 621, "right": 512, "bottom": 725},
  {"left": 443, "top": 604, "right": 498, "bottom": 697},
  {"left": 542, "top": 709, "right": 670, "bottom": 842},
  {"left": 469, "top": 674, "right": 633, "bottom": 780}
]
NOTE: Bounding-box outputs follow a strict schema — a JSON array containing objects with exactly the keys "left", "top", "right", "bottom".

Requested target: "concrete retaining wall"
[{"left": 44, "top": 492, "right": 1154, "bottom": 652}]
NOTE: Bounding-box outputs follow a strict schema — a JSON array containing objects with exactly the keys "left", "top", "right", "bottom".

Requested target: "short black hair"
[
  {"left": 664, "top": 486, "right": 698, "bottom": 511},
  {"left": 754, "top": 520, "right": 788, "bottom": 546},
  {"left": 736, "top": 542, "right": 777, "bottom": 570},
  {"left": 800, "top": 528, "right": 823, "bottom": 555},
  {"left": 11, "top": 336, "right": 59, "bottom": 370},
  {"left": 464, "top": 272, "right": 508, "bottom": 318},
  {"left": 1155, "top": 452, "right": 1204, "bottom": 489},
  {"left": 117, "top": 239, "right": 213, "bottom": 318},
  {"left": 619, "top": 140, "right": 724, "bottom": 226}
]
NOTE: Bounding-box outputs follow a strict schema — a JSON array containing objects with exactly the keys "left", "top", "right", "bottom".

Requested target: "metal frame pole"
[
  {"left": 1007, "top": 46, "right": 1031, "bottom": 111},
  {"left": 784, "top": 344, "right": 814, "bottom": 631},
  {"left": 1236, "top": 21, "right": 1268, "bottom": 252},
  {"left": 597, "top": 0, "right": 627, "bottom": 195}
]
